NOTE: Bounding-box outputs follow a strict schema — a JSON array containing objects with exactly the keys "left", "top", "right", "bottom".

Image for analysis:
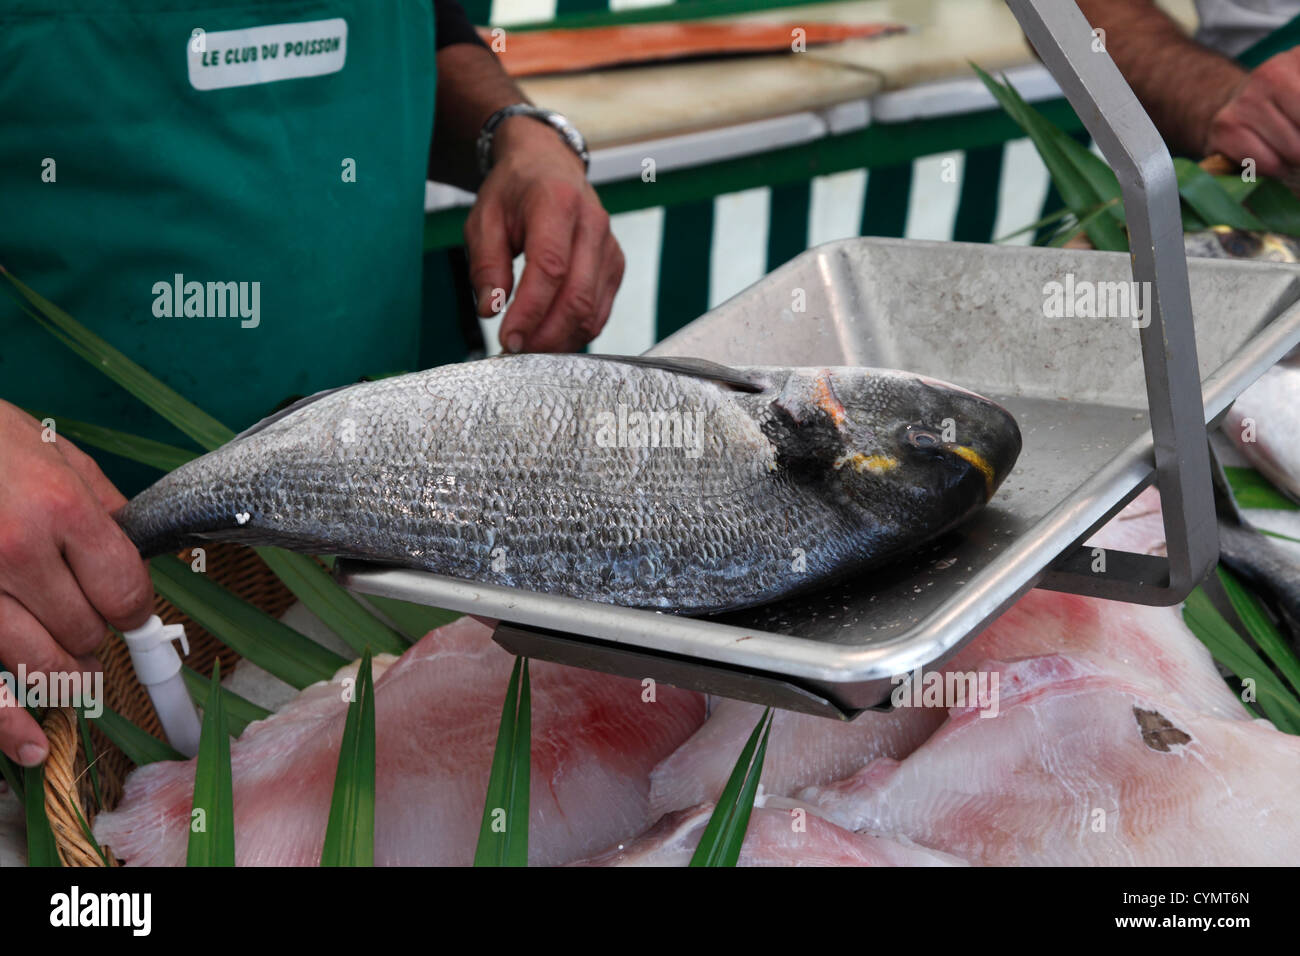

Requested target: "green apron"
[
  {"left": 1238, "top": 10, "right": 1300, "bottom": 66},
  {"left": 0, "top": 0, "right": 435, "bottom": 494}
]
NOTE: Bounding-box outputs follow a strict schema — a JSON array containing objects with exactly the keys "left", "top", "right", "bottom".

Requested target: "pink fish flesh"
[
  {"left": 786, "top": 654, "right": 1300, "bottom": 865},
  {"left": 647, "top": 492, "right": 1243, "bottom": 823},
  {"left": 649, "top": 700, "right": 944, "bottom": 818},
  {"left": 576, "top": 803, "right": 966, "bottom": 867},
  {"left": 93, "top": 616, "right": 706, "bottom": 865}
]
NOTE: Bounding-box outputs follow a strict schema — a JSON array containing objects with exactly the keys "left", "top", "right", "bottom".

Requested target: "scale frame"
[{"left": 335, "top": 0, "right": 1300, "bottom": 717}]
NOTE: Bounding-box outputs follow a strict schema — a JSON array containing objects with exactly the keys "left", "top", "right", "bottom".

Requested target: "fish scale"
[{"left": 115, "top": 354, "right": 1021, "bottom": 613}]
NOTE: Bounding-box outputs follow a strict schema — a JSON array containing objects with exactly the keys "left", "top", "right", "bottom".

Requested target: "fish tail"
[
  {"left": 114, "top": 507, "right": 187, "bottom": 559},
  {"left": 112, "top": 483, "right": 198, "bottom": 559}
]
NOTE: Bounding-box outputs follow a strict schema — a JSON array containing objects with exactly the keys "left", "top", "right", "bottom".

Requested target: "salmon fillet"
[{"left": 484, "top": 21, "right": 904, "bottom": 77}]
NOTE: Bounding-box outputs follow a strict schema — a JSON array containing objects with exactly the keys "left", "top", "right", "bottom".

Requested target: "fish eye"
[{"left": 906, "top": 427, "right": 941, "bottom": 449}]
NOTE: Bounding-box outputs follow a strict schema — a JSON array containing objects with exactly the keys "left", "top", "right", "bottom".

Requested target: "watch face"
[{"left": 478, "top": 105, "right": 589, "bottom": 174}]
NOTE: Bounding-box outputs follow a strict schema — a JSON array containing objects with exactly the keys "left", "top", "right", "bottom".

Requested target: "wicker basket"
[{"left": 41, "top": 543, "right": 298, "bottom": 866}]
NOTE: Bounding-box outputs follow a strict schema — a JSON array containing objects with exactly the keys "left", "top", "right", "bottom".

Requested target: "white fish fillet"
[
  {"left": 648, "top": 493, "right": 1243, "bottom": 821},
  {"left": 577, "top": 803, "right": 966, "bottom": 867},
  {"left": 790, "top": 654, "right": 1300, "bottom": 865},
  {"left": 93, "top": 617, "right": 705, "bottom": 866},
  {"left": 944, "top": 587, "right": 1248, "bottom": 723},
  {"left": 1223, "top": 354, "right": 1300, "bottom": 505},
  {"left": 649, "top": 701, "right": 945, "bottom": 818}
]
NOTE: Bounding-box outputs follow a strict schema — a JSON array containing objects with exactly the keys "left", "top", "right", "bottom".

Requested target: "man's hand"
[
  {"left": 0, "top": 402, "right": 152, "bottom": 766},
  {"left": 463, "top": 116, "right": 625, "bottom": 353},
  {"left": 1205, "top": 49, "right": 1300, "bottom": 178}
]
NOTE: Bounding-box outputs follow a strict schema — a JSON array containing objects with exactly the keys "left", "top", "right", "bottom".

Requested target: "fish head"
[{"left": 773, "top": 368, "right": 1022, "bottom": 528}]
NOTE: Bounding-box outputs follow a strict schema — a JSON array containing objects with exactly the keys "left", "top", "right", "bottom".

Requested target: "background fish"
[
  {"left": 1223, "top": 350, "right": 1300, "bottom": 506},
  {"left": 1183, "top": 225, "right": 1300, "bottom": 262},
  {"left": 115, "top": 354, "right": 1021, "bottom": 614}
]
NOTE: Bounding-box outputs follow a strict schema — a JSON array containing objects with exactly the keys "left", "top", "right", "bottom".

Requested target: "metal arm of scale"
[{"left": 1005, "top": 0, "right": 1219, "bottom": 604}]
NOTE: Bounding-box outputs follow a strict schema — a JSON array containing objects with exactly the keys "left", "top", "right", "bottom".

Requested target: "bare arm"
[
  {"left": 1077, "top": 0, "right": 1300, "bottom": 176},
  {"left": 427, "top": 40, "right": 625, "bottom": 352},
  {"left": 428, "top": 42, "right": 529, "bottom": 191},
  {"left": 1075, "top": 0, "right": 1244, "bottom": 155}
]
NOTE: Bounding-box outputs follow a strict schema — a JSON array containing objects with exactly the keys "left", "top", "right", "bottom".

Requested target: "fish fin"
[
  {"left": 579, "top": 354, "right": 768, "bottom": 392},
  {"left": 229, "top": 385, "right": 354, "bottom": 442},
  {"left": 188, "top": 527, "right": 383, "bottom": 559}
]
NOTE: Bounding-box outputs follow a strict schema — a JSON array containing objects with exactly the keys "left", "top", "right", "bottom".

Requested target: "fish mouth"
[
  {"left": 946, "top": 444, "right": 996, "bottom": 501},
  {"left": 942, "top": 396, "right": 1022, "bottom": 503}
]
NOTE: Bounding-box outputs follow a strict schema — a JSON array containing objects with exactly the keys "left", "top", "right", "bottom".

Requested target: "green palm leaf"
[
  {"left": 2, "top": 270, "right": 232, "bottom": 451},
  {"left": 187, "top": 662, "right": 236, "bottom": 866},
  {"left": 1183, "top": 586, "right": 1300, "bottom": 732},
  {"left": 690, "top": 708, "right": 773, "bottom": 867},
  {"left": 91, "top": 705, "right": 184, "bottom": 765},
  {"left": 180, "top": 667, "right": 271, "bottom": 736},
  {"left": 972, "top": 63, "right": 1128, "bottom": 251},
  {"left": 359, "top": 594, "right": 463, "bottom": 643},
  {"left": 23, "top": 764, "right": 61, "bottom": 867},
  {"left": 1217, "top": 565, "right": 1300, "bottom": 696},
  {"left": 1172, "top": 159, "right": 1266, "bottom": 230},
  {"left": 149, "top": 556, "right": 347, "bottom": 690},
  {"left": 256, "top": 549, "right": 408, "bottom": 656},
  {"left": 1225, "top": 466, "right": 1298, "bottom": 510},
  {"left": 321, "top": 650, "right": 377, "bottom": 866},
  {"left": 22, "top": 410, "right": 199, "bottom": 472},
  {"left": 474, "top": 657, "right": 531, "bottom": 867}
]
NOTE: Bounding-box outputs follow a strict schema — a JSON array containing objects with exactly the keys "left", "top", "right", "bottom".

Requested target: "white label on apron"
[{"left": 187, "top": 19, "right": 348, "bottom": 91}]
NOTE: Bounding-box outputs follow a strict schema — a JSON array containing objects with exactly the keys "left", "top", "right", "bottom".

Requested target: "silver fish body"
[
  {"left": 1223, "top": 350, "right": 1300, "bottom": 507},
  {"left": 116, "top": 354, "right": 1021, "bottom": 613}
]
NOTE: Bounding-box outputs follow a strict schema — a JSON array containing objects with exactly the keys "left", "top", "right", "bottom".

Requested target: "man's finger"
[
  {"left": 0, "top": 596, "right": 68, "bottom": 766},
  {"left": 1257, "top": 53, "right": 1300, "bottom": 130},
  {"left": 62, "top": 513, "right": 153, "bottom": 632},
  {"left": 524, "top": 209, "right": 606, "bottom": 353},
  {"left": 560, "top": 234, "right": 623, "bottom": 353},
  {"left": 465, "top": 201, "right": 517, "bottom": 321},
  {"left": 51, "top": 432, "right": 128, "bottom": 512},
  {"left": 0, "top": 593, "right": 84, "bottom": 688},
  {"left": 5, "top": 551, "right": 108, "bottom": 658},
  {"left": 589, "top": 235, "right": 625, "bottom": 344},
  {"left": 1221, "top": 125, "right": 1287, "bottom": 178},
  {"left": 1235, "top": 87, "right": 1300, "bottom": 168},
  {"left": 500, "top": 189, "right": 579, "bottom": 353},
  {"left": 0, "top": 694, "right": 47, "bottom": 767}
]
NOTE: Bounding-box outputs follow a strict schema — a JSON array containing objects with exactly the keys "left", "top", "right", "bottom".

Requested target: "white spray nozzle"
[
  {"left": 122, "top": 615, "right": 202, "bottom": 757},
  {"left": 123, "top": 615, "right": 191, "bottom": 685}
]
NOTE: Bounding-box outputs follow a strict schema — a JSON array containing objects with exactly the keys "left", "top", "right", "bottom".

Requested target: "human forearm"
[
  {"left": 1076, "top": 0, "right": 1245, "bottom": 155},
  {"left": 428, "top": 42, "right": 531, "bottom": 191}
]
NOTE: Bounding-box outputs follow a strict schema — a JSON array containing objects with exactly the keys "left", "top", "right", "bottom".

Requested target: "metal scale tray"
[{"left": 335, "top": 0, "right": 1300, "bottom": 717}]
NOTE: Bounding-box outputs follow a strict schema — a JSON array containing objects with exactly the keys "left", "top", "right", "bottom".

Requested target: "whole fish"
[
  {"left": 1210, "top": 452, "right": 1300, "bottom": 648},
  {"left": 115, "top": 354, "right": 1021, "bottom": 613},
  {"left": 1223, "top": 350, "right": 1300, "bottom": 506},
  {"left": 1217, "top": 519, "right": 1300, "bottom": 644},
  {"left": 1183, "top": 225, "right": 1300, "bottom": 262}
]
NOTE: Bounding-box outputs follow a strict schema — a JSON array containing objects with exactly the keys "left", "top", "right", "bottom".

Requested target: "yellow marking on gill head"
[
  {"left": 833, "top": 452, "right": 898, "bottom": 474},
  {"left": 950, "top": 445, "right": 995, "bottom": 499}
]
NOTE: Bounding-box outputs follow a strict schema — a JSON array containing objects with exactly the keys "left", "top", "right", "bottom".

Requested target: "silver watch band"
[{"left": 476, "top": 104, "right": 591, "bottom": 177}]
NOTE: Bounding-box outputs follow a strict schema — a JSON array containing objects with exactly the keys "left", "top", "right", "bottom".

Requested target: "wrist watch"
[{"left": 476, "top": 104, "right": 590, "bottom": 177}]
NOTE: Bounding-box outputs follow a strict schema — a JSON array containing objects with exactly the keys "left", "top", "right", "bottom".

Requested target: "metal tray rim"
[{"left": 336, "top": 239, "right": 1300, "bottom": 686}]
